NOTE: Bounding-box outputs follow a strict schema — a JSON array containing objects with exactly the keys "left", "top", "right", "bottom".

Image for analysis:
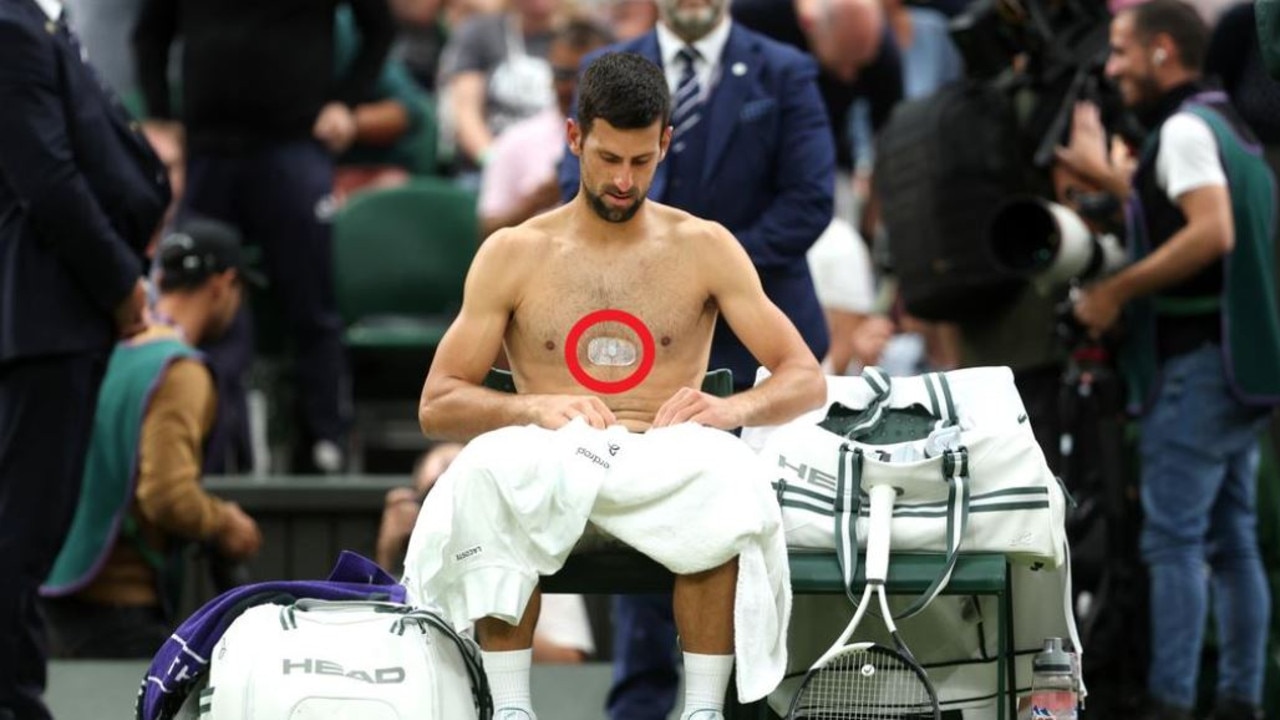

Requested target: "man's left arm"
[
  {"left": 732, "top": 54, "right": 836, "bottom": 272},
  {"left": 134, "top": 360, "right": 230, "bottom": 542},
  {"left": 653, "top": 223, "right": 826, "bottom": 429},
  {"left": 337, "top": 0, "right": 396, "bottom": 107}
]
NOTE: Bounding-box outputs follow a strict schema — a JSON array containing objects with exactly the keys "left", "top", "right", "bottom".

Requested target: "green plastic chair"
[{"left": 332, "top": 178, "right": 479, "bottom": 351}]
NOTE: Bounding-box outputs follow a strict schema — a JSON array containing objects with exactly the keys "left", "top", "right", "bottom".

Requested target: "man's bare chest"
[{"left": 511, "top": 254, "right": 714, "bottom": 351}]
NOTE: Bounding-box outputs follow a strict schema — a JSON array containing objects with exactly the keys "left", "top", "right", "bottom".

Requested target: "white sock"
[
  {"left": 679, "top": 652, "right": 734, "bottom": 719},
  {"left": 481, "top": 649, "right": 535, "bottom": 717}
]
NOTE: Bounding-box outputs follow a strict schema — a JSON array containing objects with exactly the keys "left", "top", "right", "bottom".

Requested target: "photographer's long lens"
[
  {"left": 989, "top": 198, "right": 1062, "bottom": 275},
  {"left": 987, "top": 196, "right": 1119, "bottom": 288}
]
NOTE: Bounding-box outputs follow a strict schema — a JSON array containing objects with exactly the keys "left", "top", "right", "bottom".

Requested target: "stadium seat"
[
  {"left": 332, "top": 177, "right": 478, "bottom": 351},
  {"left": 333, "top": 178, "right": 479, "bottom": 470}
]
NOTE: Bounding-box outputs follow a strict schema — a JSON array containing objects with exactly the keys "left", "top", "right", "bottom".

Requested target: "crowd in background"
[{"left": 4, "top": 0, "right": 1280, "bottom": 717}]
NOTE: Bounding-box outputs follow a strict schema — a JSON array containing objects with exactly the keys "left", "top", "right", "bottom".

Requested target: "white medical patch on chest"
[{"left": 587, "top": 336, "right": 638, "bottom": 366}]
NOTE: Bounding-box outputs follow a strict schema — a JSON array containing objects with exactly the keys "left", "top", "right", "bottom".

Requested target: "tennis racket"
[{"left": 786, "top": 482, "right": 941, "bottom": 719}]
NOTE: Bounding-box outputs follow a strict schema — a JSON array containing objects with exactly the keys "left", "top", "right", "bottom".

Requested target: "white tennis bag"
[
  {"left": 193, "top": 599, "right": 492, "bottom": 720},
  {"left": 743, "top": 366, "right": 1084, "bottom": 711},
  {"left": 744, "top": 367, "right": 1069, "bottom": 592}
]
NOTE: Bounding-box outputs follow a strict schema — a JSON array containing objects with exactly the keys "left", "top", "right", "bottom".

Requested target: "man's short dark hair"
[
  {"left": 576, "top": 52, "right": 670, "bottom": 137},
  {"left": 1127, "top": 0, "right": 1209, "bottom": 71},
  {"left": 555, "top": 16, "right": 614, "bottom": 51}
]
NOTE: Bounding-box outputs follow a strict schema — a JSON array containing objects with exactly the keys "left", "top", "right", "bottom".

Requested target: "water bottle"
[{"left": 1029, "top": 637, "right": 1078, "bottom": 719}]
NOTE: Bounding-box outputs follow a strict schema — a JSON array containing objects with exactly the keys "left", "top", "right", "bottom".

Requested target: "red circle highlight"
[{"left": 564, "top": 309, "right": 656, "bottom": 394}]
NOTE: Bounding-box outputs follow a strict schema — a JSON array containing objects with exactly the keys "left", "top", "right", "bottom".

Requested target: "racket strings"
[{"left": 794, "top": 647, "right": 936, "bottom": 719}]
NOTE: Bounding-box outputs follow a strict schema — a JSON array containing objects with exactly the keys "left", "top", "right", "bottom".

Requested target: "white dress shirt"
[
  {"left": 654, "top": 18, "right": 732, "bottom": 104},
  {"left": 32, "top": 0, "right": 63, "bottom": 21}
]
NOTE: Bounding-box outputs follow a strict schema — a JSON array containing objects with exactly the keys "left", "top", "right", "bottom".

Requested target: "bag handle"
[
  {"left": 840, "top": 367, "right": 956, "bottom": 442},
  {"left": 291, "top": 598, "right": 414, "bottom": 615},
  {"left": 923, "top": 371, "right": 959, "bottom": 428},
  {"left": 834, "top": 444, "right": 865, "bottom": 605},
  {"left": 831, "top": 444, "right": 970, "bottom": 619}
]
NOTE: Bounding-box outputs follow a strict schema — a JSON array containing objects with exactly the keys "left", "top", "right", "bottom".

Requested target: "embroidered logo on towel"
[
  {"left": 575, "top": 447, "right": 611, "bottom": 470},
  {"left": 454, "top": 546, "right": 483, "bottom": 562},
  {"left": 607, "top": 442, "right": 620, "bottom": 457}
]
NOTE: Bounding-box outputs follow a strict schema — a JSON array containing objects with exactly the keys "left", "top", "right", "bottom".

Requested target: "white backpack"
[{"left": 193, "top": 599, "right": 491, "bottom": 720}]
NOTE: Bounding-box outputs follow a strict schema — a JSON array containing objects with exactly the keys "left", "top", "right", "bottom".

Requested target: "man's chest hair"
[{"left": 513, "top": 261, "right": 715, "bottom": 347}]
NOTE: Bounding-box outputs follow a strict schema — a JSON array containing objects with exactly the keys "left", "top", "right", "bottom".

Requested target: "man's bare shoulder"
[
  {"left": 647, "top": 203, "right": 741, "bottom": 259},
  {"left": 642, "top": 202, "right": 730, "bottom": 243},
  {"left": 476, "top": 222, "right": 559, "bottom": 273}
]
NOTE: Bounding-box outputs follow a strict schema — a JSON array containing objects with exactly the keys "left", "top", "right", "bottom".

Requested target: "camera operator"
[
  {"left": 39, "top": 220, "right": 263, "bottom": 659},
  {"left": 1057, "top": 2, "right": 1280, "bottom": 717}
]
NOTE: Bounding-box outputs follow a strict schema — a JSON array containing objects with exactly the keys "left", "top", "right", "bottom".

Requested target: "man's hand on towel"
[
  {"left": 652, "top": 387, "right": 743, "bottom": 430},
  {"left": 535, "top": 395, "right": 618, "bottom": 430}
]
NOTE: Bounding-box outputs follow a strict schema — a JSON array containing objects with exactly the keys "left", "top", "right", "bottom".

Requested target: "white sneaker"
[{"left": 312, "top": 439, "right": 344, "bottom": 474}]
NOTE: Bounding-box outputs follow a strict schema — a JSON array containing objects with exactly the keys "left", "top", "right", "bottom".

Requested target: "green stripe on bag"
[{"left": 938, "top": 373, "right": 958, "bottom": 424}]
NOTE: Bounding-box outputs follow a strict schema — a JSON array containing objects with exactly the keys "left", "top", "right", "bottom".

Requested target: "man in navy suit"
[
  {"left": 558, "top": 2, "right": 834, "bottom": 716},
  {"left": 0, "top": 0, "right": 170, "bottom": 716}
]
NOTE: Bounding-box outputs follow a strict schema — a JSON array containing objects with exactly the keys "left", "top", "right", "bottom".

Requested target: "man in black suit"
[{"left": 0, "top": 0, "right": 170, "bottom": 715}]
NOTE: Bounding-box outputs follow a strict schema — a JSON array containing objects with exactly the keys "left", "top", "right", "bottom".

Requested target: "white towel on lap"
[{"left": 402, "top": 418, "right": 791, "bottom": 703}]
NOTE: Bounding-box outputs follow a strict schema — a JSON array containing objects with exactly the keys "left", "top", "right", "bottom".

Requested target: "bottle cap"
[{"left": 1033, "top": 637, "right": 1074, "bottom": 673}]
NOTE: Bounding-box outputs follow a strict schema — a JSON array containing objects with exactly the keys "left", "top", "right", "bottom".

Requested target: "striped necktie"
[{"left": 671, "top": 46, "right": 702, "bottom": 154}]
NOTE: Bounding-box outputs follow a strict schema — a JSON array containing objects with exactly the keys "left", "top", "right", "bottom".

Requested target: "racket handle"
[{"left": 864, "top": 484, "right": 897, "bottom": 583}]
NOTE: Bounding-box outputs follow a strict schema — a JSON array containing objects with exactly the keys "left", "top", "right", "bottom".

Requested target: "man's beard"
[
  {"left": 585, "top": 184, "right": 645, "bottom": 223},
  {"left": 667, "top": 6, "right": 720, "bottom": 39},
  {"left": 1128, "top": 74, "right": 1164, "bottom": 113}
]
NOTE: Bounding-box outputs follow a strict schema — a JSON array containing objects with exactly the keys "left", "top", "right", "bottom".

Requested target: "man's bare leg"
[
  {"left": 673, "top": 558, "right": 739, "bottom": 720},
  {"left": 476, "top": 587, "right": 541, "bottom": 719}
]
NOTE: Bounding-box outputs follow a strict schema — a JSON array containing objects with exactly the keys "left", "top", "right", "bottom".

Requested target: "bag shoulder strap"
[{"left": 894, "top": 448, "right": 969, "bottom": 619}]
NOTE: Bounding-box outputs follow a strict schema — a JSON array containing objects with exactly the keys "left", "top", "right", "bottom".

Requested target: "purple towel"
[{"left": 135, "top": 551, "right": 407, "bottom": 720}]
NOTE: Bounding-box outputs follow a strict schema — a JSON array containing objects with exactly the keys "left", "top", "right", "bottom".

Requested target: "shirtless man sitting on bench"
[{"left": 402, "top": 52, "right": 826, "bottom": 720}]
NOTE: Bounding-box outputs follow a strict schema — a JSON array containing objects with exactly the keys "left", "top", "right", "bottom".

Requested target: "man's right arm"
[
  {"left": 132, "top": 0, "right": 177, "bottom": 119},
  {"left": 0, "top": 20, "right": 144, "bottom": 318},
  {"left": 418, "top": 229, "right": 616, "bottom": 442}
]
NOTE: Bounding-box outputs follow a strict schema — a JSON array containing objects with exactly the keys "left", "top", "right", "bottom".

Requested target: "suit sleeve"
[
  {"left": 132, "top": 0, "right": 177, "bottom": 119},
  {"left": 733, "top": 54, "right": 835, "bottom": 271},
  {"left": 0, "top": 20, "right": 143, "bottom": 316},
  {"left": 337, "top": 0, "right": 396, "bottom": 107},
  {"left": 558, "top": 50, "right": 601, "bottom": 203}
]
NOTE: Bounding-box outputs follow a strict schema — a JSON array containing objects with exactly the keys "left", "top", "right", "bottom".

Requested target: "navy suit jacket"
[
  {"left": 0, "top": 0, "right": 169, "bottom": 363},
  {"left": 559, "top": 23, "right": 834, "bottom": 388}
]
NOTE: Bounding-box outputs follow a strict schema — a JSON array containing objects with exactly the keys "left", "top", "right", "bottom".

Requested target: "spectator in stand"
[
  {"left": 436, "top": 0, "right": 563, "bottom": 179},
  {"left": 478, "top": 17, "right": 614, "bottom": 239}
]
